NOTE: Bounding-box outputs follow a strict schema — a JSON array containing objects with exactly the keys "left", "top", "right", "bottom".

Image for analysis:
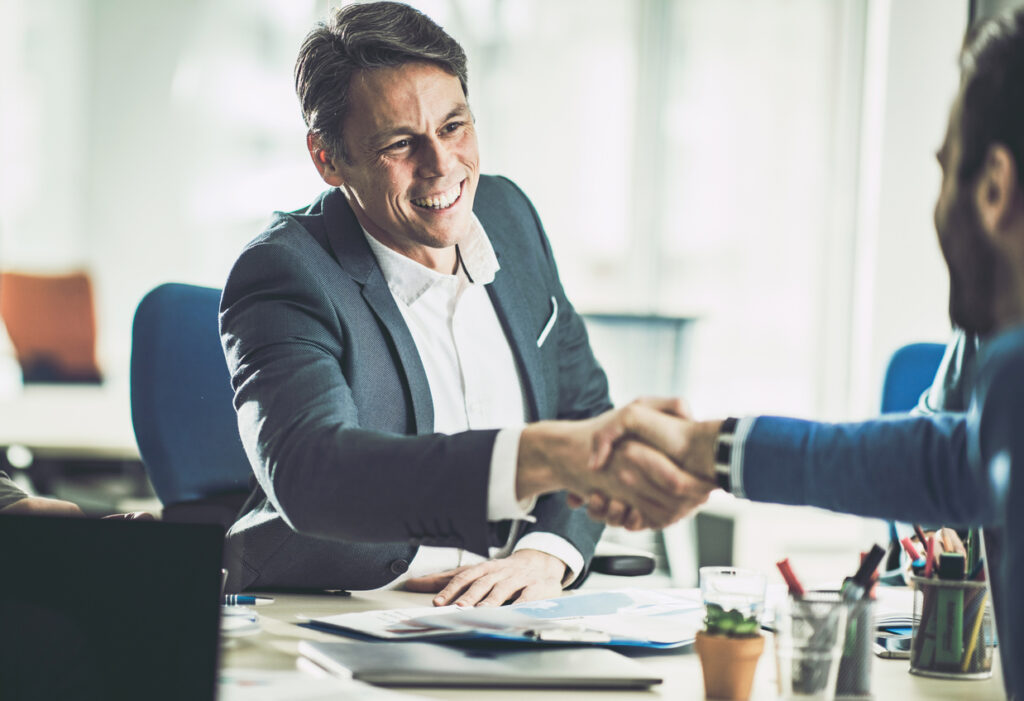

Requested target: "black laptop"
[{"left": 0, "top": 514, "right": 224, "bottom": 701}]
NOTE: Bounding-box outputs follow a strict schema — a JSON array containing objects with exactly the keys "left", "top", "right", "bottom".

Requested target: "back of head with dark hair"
[
  {"left": 957, "top": 7, "right": 1024, "bottom": 187},
  {"left": 294, "top": 1, "right": 468, "bottom": 163}
]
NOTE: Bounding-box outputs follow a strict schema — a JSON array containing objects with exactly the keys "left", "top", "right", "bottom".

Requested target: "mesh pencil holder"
[
  {"left": 909, "top": 576, "right": 993, "bottom": 679},
  {"left": 798, "top": 590, "right": 873, "bottom": 699}
]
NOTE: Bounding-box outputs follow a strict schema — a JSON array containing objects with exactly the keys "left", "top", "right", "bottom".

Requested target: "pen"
[
  {"left": 969, "top": 557, "right": 986, "bottom": 581},
  {"left": 924, "top": 536, "right": 936, "bottom": 578},
  {"left": 900, "top": 537, "right": 922, "bottom": 561},
  {"left": 223, "top": 595, "right": 275, "bottom": 606},
  {"left": 961, "top": 592, "right": 988, "bottom": 672},
  {"left": 776, "top": 558, "right": 805, "bottom": 597},
  {"left": 840, "top": 544, "right": 885, "bottom": 602},
  {"left": 913, "top": 524, "right": 928, "bottom": 548}
]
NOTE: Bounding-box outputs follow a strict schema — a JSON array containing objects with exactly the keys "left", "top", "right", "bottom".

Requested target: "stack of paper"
[{"left": 306, "top": 589, "right": 705, "bottom": 648}]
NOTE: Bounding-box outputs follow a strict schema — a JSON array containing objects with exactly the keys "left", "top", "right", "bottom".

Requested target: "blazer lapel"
[
  {"left": 321, "top": 190, "right": 434, "bottom": 433},
  {"left": 486, "top": 254, "right": 550, "bottom": 423}
]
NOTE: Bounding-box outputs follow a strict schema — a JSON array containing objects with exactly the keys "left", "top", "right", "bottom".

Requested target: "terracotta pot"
[{"left": 695, "top": 630, "right": 765, "bottom": 701}]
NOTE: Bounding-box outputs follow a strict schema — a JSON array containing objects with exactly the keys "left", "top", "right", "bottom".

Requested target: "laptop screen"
[{"left": 0, "top": 515, "right": 223, "bottom": 701}]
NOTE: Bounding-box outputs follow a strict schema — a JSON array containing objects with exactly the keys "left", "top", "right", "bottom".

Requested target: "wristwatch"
[{"left": 712, "top": 417, "right": 739, "bottom": 491}]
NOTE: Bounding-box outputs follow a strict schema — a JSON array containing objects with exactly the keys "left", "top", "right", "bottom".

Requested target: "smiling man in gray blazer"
[{"left": 220, "top": 2, "right": 710, "bottom": 603}]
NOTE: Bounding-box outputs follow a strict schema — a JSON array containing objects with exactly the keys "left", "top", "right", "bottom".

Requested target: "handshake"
[{"left": 516, "top": 398, "right": 724, "bottom": 531}]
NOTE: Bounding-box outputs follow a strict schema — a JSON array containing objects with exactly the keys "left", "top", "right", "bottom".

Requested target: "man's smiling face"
[{"left": 324, "top": 61, "right": 480, "bottom": 272}]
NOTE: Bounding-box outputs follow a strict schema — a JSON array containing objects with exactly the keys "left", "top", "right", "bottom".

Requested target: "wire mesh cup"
[
  {"left": 834, "top": 596, "right": 873, "bottom": 699},
  {"left": 775, "top": 592, "right": 849, "bottom": 700},
  {"left": 909, "top": 576, "right": 993, "bottom": 679}
]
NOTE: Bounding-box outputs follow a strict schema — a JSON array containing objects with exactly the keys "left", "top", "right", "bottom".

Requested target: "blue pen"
[{"left": 223, "top": 595, "right": 274, "bottom": 606}]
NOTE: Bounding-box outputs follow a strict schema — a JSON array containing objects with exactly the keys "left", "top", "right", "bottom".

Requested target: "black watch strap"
[{"left": 713, "top": 417, "right": 739, "bottom": 491}]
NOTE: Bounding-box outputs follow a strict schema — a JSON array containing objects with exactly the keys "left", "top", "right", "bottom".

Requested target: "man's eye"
[
  {"left": 443, "top": 122, "right": 463, "bottom": 134},
  {"left": 387, "top": 139, "right": 412, "bottom": 151}
]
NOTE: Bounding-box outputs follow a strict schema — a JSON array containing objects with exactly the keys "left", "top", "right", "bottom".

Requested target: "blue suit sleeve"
[{"left": 741, "top": 414, "right": 997, "bottom": 527}]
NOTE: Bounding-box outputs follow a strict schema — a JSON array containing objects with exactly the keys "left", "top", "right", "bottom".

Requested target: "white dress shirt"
[{"left": 362, "top": 217, "right": 584, "bottom": 587}]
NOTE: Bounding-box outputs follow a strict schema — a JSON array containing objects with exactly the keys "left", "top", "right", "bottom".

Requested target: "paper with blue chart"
[{"left": 306, "top": 589, "right": 705, "bottom": 648}]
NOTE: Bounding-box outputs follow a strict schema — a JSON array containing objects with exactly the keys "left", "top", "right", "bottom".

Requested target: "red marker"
[
  {"left": 913, "top": 524, "right": 928, "bottom": 546},
  {"left": 776, "top": 558, "right": 805, "bottom": 597},
  {"left": 900, "top": 536, "right": 922, "bottom": 561},
  {"left": 924, "top": 536, "right": 937, "bottom": 578}
]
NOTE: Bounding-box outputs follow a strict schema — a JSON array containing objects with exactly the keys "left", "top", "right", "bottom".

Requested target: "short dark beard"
[{"left": 944, "top": 188, "right": 1000, "bottom": 334}]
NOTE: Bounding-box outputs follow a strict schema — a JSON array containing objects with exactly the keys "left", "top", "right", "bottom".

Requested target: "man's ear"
[
  {"left": 975, "top": 143, "right": 1020, "bottom": 238},
  {"left": 307, "top": 133, "right": 344, "bottom": 187}
]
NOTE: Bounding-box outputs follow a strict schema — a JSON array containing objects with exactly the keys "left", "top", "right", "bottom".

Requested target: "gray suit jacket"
[{"left": 220, "top": 175, "right": 610, "bottom": 592}]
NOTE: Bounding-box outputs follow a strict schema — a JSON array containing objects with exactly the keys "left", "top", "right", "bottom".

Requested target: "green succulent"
[{"left": 703, "top": 603, "right": 761, "bottom": 638}]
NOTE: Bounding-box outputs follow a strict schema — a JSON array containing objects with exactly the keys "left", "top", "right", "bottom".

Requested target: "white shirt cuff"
[
  {"left": 487, "top": 426, "right": 537, "bottom": 522},
  {"left": 729, "top": 416, "right": 757, "bottom": 499},
  {"left": 513, "top": 532, "right": 584, "bottom": 587}
]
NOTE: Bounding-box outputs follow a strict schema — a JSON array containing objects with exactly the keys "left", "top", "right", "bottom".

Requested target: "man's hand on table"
[
  {"left": 1, "top": 497, "right": 155, "bottom": 521},
  {"left": 404, "top": 548, "right": 566, "bottom": 607},
  {"left": 0, "top": 496, "right": 84, "bottom": 517}
]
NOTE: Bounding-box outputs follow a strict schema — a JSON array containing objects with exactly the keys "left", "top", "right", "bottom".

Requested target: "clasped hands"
[{"left": 518, "top": 397, "right": 723, "bottom": 531}]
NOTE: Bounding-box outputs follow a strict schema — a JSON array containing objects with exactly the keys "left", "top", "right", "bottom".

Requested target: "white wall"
[
  {"left": 718, "top": 0, "right": 970, "bottom": 579},
  {"left": 0, "top": 0, "right": 326, "bottom": 377},
  {"left": 846, "top": 0, "right": 967, "bottom": 418}
]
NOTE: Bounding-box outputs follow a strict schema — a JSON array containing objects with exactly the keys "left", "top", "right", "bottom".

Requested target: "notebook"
[
  {"left": 0, "top": 514, "right": 224, "bottom": 701},
  {"left": 298, "top": 640, "right": 663, "bottom": 689}
]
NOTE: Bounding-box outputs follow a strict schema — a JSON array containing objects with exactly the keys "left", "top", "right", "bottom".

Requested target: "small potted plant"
[{"left": 694, "top": 603, "right": 765, "bottom": 700}]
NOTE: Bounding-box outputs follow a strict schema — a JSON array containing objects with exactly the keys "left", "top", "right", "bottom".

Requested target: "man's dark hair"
[
  {"left": 294, "top": 1, "right": 468, "bottom": 163},
  {"left": 958, "top": 7, "right": 1024, "bottom": 186}
]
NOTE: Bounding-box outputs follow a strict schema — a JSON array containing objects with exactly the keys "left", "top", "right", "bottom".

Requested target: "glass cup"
[
  {"left": 699, "top": 566, "right": 767, "bottom": 622},
  {"left": 834, "top": 596, "right": 874, "bottom": 699},
  {"left": 774, "top": 592, "right": 848, "bottom": 700}
]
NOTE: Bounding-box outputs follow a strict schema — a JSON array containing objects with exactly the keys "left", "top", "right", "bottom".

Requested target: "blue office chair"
[
  {"left": 879, "top": 342, "right": 947, "bottom": 414},
  {"left": 130, "top": 283, "right": 252, "bottom": 527}
]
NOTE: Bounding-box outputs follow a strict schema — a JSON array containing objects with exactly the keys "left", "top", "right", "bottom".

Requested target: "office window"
[{"left": 427, "top": 0, "right": 867, "bottom": 419}]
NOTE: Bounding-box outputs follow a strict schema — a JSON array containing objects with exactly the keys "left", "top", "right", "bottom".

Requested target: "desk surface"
[
  {"left": 222, "top": 589, "right": 1005, "bottom": 700},
  {"left": 0, "top": 383, "right": 139, "bottom": 460}
]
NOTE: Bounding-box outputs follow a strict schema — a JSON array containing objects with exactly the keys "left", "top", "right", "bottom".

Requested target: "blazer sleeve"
[
  {"left": 740, "top": 413, "right": 998, "bottom": 527},
  {"left": 0, "top": 471, "right": 28, "bottom": 509},
  {"left": 971, "top": 329, "right": 1024, "bottom": 698},
  {"left": 496, "top": 177, "right": 611, "bottom": 566},
  {"left": 220, "top": 233, "right": 498, "bottom": 556}
]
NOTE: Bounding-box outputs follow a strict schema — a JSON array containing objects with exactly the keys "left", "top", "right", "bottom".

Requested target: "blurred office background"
[{"left": 0, "top": 0, "right": 1015, "bottom": 586}]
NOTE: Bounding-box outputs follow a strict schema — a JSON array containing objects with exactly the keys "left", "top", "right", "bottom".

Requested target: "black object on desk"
[
  {"left": 590, "top": 554, "right": 656, "bottom": 577},
  {"left": 0, "top": 515, "right": 224, "bottom": 701}
]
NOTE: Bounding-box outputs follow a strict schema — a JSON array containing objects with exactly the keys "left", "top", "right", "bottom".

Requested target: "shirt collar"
[{"left": 361, "top": 214, "right": 501, "bottom": 306}]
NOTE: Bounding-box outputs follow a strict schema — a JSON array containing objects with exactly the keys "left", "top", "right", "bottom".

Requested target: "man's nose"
[{"left": 417, "top": 136, "right": 456, "bottom": 178}]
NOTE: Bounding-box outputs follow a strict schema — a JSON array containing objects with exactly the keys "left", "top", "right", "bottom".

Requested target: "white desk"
[
  {"left": 0, "top": 383, "right": 138, "bottom": 460},
  {"left": 222, "top": 590, "right": 1006, "bottom": 700}
]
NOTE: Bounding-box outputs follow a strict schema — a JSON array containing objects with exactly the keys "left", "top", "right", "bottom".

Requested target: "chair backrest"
[
  {"left": 879, "top": 342, "right": 947, "bottom": 414},
  {"left": 0, "top": 270, "right": 102, "bottom": 383},
  {"left": 130, "top": 283, "right": 252, "bottom": 508}
]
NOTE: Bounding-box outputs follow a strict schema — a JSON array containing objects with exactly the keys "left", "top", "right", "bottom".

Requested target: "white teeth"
[{"left": 413, "top": 182, "right": 461, "bottom": 209}]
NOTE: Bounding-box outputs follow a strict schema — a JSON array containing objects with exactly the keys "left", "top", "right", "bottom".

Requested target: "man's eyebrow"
[
  {"left": 366, "top": 104, "right": 472, "bottom": 149},
  {"left": 441, "top": 104, "right": 472, "bottom": 122}
]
